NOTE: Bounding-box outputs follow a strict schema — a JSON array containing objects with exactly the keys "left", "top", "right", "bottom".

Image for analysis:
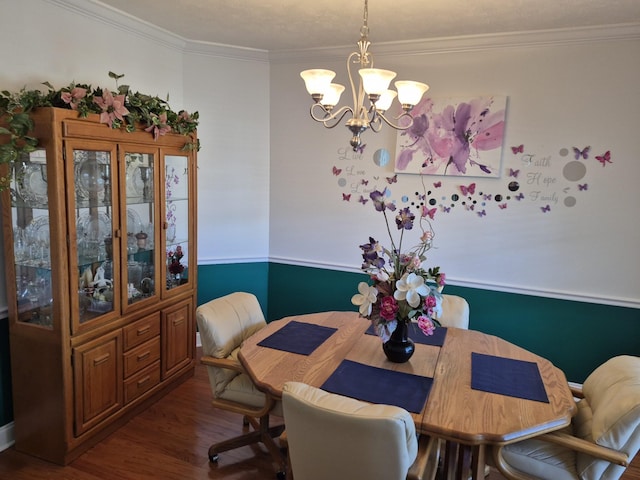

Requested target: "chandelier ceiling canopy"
[{"left": 300, "top": 0, "right": 429, "bottom": 151}]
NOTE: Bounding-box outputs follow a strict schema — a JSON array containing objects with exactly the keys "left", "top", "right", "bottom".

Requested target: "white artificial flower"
[
  {"left": 394, "top": 272, "right": 428, "bottom": 308},
  {"left": 351, "top": 282, "right": 378, "bottom": 316}
]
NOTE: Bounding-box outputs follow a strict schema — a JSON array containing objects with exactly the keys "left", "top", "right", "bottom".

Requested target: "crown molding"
[{"left": 269, "top": 22, "right": 640, "bottom": 63}]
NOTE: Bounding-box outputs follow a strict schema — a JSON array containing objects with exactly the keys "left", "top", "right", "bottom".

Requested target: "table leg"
[
  {"left": 442, "top": 441, "right": 459, "bottom": 480},
  {"left": 470, "top": 445, "right": 486, "bottom": 480}
]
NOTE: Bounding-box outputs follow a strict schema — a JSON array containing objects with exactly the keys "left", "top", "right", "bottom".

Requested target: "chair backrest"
[
  {"left": 282, "top": 381, "right": 418, "bottom": 480},
  {"left": 195, "top": 292, "right": 266, "bottom": 397},
  {"left": 436, "top": 294, "right": 470, "bottom": 329},
  {"left": 572, "top": 355, "right": 640, "bottom": 480}
]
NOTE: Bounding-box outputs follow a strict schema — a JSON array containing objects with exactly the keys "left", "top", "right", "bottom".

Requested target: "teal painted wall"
[
  {"left": 1, "top": 261, "right": 638, "bottom": 428},
  {"left": 266, "top": 263, "right": 640, "bottom": 384},
  {"left": 197, "top": 262, "right": 270, "bottom": 313},
  {"left": 0, "top": 318, "right": 12, "bottom": 426}
]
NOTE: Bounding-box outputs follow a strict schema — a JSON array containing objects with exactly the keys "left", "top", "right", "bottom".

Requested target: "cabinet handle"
[
  {"left": 136, "top": 326, "right": 150, "bottom": 336},
  {"left": 172, "top": 318, "right": 184, "bottom": 326},
  {"left": 93, "top": 353, "right": 111, "bottom": 366},
  {"left": 137, "top": 351, "right": 151, "bottom": 361},
  {"left": 137, "top": 376, "right": 151, "bottom": 387}
]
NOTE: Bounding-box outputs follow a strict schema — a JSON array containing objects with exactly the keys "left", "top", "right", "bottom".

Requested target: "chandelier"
[{"left": 300, "top": 0, "right": 429, "bottom": 151}]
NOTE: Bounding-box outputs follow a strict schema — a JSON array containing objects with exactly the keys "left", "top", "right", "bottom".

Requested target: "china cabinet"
[{"left": 0, "top": 108, "right": 197, "bottom": 464}]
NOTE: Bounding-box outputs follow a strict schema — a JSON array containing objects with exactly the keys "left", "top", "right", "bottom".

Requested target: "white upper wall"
[
  {"left": 0, "top": 0, "right": 638, "bottom": 309},
  {"left": 269, "top": 29, "right": 640, "bottom": 307}
]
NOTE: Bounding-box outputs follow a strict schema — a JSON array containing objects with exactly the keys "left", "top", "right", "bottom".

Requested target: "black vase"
[{"left": 383, "top": 321, "right": 415, "bottom": 363}]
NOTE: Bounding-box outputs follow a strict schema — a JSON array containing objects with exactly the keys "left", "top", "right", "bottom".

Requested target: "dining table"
[{"left": 238, "top": 311, "right": 577, "bottom": 480}]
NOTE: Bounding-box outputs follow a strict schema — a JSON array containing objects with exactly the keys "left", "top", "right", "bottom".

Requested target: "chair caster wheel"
[
  {"left": 209, "top": 453, "right": 219, "bottom": 463},
  {"left": 276, "top": 471, "right": 286, "bottom": 479}
]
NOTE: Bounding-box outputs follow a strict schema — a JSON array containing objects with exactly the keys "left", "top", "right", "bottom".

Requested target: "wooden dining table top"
[{"left": 238, "top": 311, "right": 577, "bottom": 447}]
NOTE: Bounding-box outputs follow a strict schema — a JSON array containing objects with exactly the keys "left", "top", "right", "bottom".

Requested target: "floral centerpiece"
[{"left": 351, "top": 188, "right": 446, "bottom": 345}]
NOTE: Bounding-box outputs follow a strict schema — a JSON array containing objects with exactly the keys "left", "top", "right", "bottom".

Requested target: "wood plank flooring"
[{"left": 0, "top": 349, "right": 638, "bottom": 479}]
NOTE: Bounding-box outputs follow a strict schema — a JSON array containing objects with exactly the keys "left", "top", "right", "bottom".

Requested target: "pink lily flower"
[
  {"left": 93, "top": 89, "right": 129, "bottom": 127},
  {"left": 61, "top": 87, "right": 87, "bottom": 110},
  {"left": 145, "top": 113, "right": 172, "bottom": 140}
]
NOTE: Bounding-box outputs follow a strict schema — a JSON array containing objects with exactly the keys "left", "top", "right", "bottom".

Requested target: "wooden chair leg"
[{"left": 208, "top": 413, "right": 286, "bottom": 477}]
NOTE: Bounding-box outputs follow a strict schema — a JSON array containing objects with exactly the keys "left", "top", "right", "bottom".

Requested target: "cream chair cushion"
[
  {"left": 282, "top": 381, "right": 418, "bottom": 480},
  {"left": 196, "top": 292, "right": 270, "bottom": 408},
  {"left": 501, "top": 355, "right": 640, "bottom": 480},
  {"left": 436, "top": 294, "right": 470, "bottom": 329}
]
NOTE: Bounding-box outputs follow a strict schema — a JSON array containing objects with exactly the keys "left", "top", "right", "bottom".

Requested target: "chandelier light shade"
[{"left": 300, "top": 0, "right": 429, "bottom": 151}]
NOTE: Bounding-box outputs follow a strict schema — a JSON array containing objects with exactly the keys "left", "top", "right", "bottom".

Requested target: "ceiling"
[{"left": 97, "top": 0, "right": 640, "bottom": 52}]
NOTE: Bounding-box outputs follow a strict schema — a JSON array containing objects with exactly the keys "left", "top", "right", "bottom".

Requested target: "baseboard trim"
[{"left": 0, "top": 421, "right": 14, "bottom": 452}]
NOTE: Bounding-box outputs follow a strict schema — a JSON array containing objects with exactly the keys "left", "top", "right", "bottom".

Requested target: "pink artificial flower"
[
  {"left": 93, "top": 89, "right": 129, "bottom": 127},
  {"left": 145, "top": 112, "right": 171, "bottom": 140},
  {"left": 425, "top": 295, "right": 437, "bottom": 308},
  {"left": 61, "top": 87, "right": 87, "bottom": 110},
  {"left": 437, "top": 273, "right": 446, "bottom": 286},
  {"left": 178, "top": 110, "right": 191, "bottom": 121},
  {"left": 379, "top": 296, "right": 399, "bottom": 321},
  {"left": 417, "top": 315, "right": 435, "bottom": 336}
]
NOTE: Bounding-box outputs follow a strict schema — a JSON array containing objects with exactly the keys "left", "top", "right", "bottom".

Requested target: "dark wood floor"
[{"left": 0, "top": 349, "right": 638, "bottom": 479}]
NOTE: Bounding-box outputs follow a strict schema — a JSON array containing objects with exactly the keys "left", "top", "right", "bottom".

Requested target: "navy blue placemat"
[
  {"left": 365, "top": 323, "right": 447, "bottom": 347},
  {"left": 257, "top": 320, "right": 337, "bottom": 355},
  {"left": 471, "top": 352, "right": 549, "bottom": 403},
  {"left": 321, "top": 359, "right": 433, "bottom": 413}
]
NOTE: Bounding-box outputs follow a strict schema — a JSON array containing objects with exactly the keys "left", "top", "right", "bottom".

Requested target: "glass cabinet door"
[
  {"left": 164, "top": 155, "right": 190, "bottom": 291},
  {"left": 122, "top": 149, "right": 157, "bottom": 308},
  {"left": 10, "top": 150, "right": 53, "bottom": 328},
  {"left": 71, "top": 144, "right": 117, "bottom": 326}
]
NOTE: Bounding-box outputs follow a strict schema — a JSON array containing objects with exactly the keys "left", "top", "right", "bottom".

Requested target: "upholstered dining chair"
[
  {"left": 196, "top": 292, "right": 286, "bottom": 475},
  {"left": 436, "top": 294, "right": 470, "bottom": 329},
  {"left": 491, "top": 355, "right": 640, "bottom": 480},
  {"left": 281, "top": 381, "right": 438, "bottom": 480}
]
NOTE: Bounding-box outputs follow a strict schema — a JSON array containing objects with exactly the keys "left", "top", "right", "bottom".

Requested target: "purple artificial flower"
[
  {"left": 395, "top": 207, "right": 415, "bottom": 230},
  {"left": 369, "top": 189, "right": 396, "bottom": 212}
]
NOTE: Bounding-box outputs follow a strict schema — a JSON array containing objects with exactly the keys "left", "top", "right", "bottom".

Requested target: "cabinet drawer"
[
  {"left": 123, "top": 313, "right": 161, "bottom": 351},
  {"left": 124, "top": 337, "right": 160, "bottom": 378},
  {"left": 124, "top": 361, "right": 160, "bottom": 404}
]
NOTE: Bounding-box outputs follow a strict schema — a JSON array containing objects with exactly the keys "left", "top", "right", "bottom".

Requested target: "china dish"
[
  {"left": 17, "top": 163, "right": 49, "bottom": 205},
  {"left": 77, "top": 211, "right": 111, "bottom": 242},
  {"left": 74, "top": 151, "right": 109, "bottom": 200}
]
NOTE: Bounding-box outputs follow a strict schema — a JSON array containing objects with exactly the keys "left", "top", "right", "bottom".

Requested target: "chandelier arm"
[
  {"left": 375, "top": 111, "right": 415, "bottom": 131},
  {"left": 309, "top": 104, "right": 354, "bottom": 129}
]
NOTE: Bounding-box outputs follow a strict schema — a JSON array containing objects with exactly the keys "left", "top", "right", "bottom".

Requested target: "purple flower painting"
[{"left": 395, "top": 95, "right": 506, "bottom": 178}]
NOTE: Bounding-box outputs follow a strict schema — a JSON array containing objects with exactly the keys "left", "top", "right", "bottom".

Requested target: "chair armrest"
[
  {"left": 541, "top": 432, "right": 629, "bottom": 466},
  {"left": 200, "top": 355, "right": 245, "bottom": 374},
  {"left": 568, "top": 381, "right": 584, "bottom": 398}
]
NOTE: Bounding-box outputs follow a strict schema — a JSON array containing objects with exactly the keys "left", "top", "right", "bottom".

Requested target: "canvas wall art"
[{"left": 395, "top": 95, "right": 507, "bottom": 178}]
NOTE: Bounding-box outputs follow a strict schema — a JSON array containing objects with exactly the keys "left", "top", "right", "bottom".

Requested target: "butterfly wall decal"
[
  {"left": 442, "top": 206, "right": 451, "bottom": 213},
  {"left": 509, "top": 168, "right": 520, "bottom": 178},
  {"left": 578, "top": 183, "right": 588, "bottom": 191},
  {"left": 332, "top": 166, "right": 342, "bottom": 176},
  {"left": 433, "top": 181, "right": 442, "bottom": 188},
  {"left": 484, "top": 194, "right": 492, "bottom": 201},
  {"left": 358, "top": 195, "right": 368, "bottom": 204},
  {"left": 573, "top": 146, "right": 590, "bottom": 160},
  {"left": 499, "top": 203, "right": 507, "bottom": 209},
  {"left": 515, "top": 193, "right": 525, "bottom": 201},
  {"left": 342, "top": 193, "right": 351, "bottom": 201},
  {"left": 541, "top": 205, "right": 551, "bottom": 213},
  {"left": 355, "top": 144, "right": 367, "bottom": 154},
  {"left": 511, "top": 144, "right": 524, "bottom": 154},
  {"left": 596, "top": 150, "right": 612, "bottom": 166},
  {"left": 386, "top": 174, "right": 398, "bottom": 184},
  {"left": 361, "top": 179, "right": 369, "bottom": 185},
  {"left": 423, "top": 207, "right": 436, "bottom": 220},
  {"left": 477, "top": 210, "right": 486, "bottom": 217},
  {"left": 459, "top": 183, "right": 476, "bottom": 196}
]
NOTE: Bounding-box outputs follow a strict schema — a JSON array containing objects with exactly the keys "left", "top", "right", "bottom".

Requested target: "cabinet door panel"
[
  {"left": 73, "top": 331, "right": 122, "bottom": 435},
  {"left": 162, "top": 301, "right": 193, "bottom": 379}
]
